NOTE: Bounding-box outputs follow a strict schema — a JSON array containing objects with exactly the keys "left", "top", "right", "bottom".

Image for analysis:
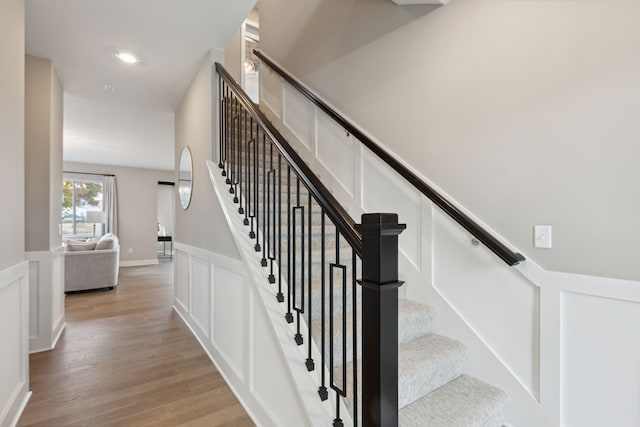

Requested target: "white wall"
[
  {"left": 64, "top": 162, "right": 174, "bottom": 265},
  {"left": 174, "top": 52, "right": 239, "bottom": 259},
  {"left": 260, "top": 0, "right": 640, "bottom": 282},
  {"left": 0, "top": 0, "right": 31, "bottom": 425},
  {"left": 258, "top": 56, "right": 640, "bottom": 426}
]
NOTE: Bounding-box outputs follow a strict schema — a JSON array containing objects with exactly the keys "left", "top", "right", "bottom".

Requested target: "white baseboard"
[
  {"left": 7, "top": 391, "right": 31, "bottom": 427},
  {"left": 30, "top": 321, "right": 66, "bottom": 355},
  {"left": 119, "top": 259, "right": 159, "bottom": 267}
]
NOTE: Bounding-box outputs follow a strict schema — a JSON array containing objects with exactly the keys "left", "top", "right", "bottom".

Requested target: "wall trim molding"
[
  {"left": 0, "top": 260, "right": 30, "bottom": 427},
  {"left": 25, "top": 247, "right": 65, "bottom": 353},
  {"left": 5, "top": 391, "right": 31, "bottom": 427}
]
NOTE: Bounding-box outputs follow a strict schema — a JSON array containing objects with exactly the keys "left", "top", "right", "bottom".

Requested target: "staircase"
[{"left": 215, "top": 65, "right": 508, "bottom": 426}]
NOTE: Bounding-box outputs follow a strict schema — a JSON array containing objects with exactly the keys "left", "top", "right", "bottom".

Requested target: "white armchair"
[{"left": 64, "top": 234, "right": 120, "bottom": 292}]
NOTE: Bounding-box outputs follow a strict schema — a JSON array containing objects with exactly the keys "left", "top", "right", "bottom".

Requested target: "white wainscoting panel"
[
  {"left": 0, "top": 261, "right": 30, "bottom": 427},
  {"left": 283, "top": 85, "right": 314, "bottom": 150},
  {"left": 26, "top": 248, "right": 65, "bottom": 353},
  {"left": 261, "top": 67, "right": 283, "bottom": 120},
  {"left": 213, "top": 265, "right": 245, "bottom": 380},
  {"left": 190, "top": 256, "right": 211, "bottom": 339},
  {"left": 174, "top": 236, "right": 326, "bottom": 427},
  {"left": 433, "top": 211, "right": 540, "bottom": 397},
  {"left": 252, "top": 300, "right": 308, "bottom": 426},
  {"left": 561, "top": 291, "right": 640, "bottom": 427},
  {"left": 315, "top": 111, "right": 356, "bottom": 197},
  {"left": 28, "top": 261, "right": 39, "bottom": 340},
  {"left": 51, "top": 254, "right": 63, "bottom": 336},
  {"left": 174, "top": 250, "right": 190, "bottom": 313},
  {"left": 361, "top": 149, "right": 422, "bottom": 270}
]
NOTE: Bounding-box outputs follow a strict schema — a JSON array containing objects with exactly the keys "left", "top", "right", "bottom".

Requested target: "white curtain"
[{"left": 104, "top": 175, "right": 118, "bottom": 235}]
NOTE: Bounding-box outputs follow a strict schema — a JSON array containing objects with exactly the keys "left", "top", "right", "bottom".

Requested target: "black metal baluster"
[
  {"left": 222, "top": 83, "right": 229, "bottom": 179},
  {"left": 306, "top": 192, "right": 314, "bottom": 371},
  {"left": 222, "top": 84, "right": 231, "bottom": 184},
  {"left": 268, "top": 143, "right": 276, "bottom": 284},
  {"left": 293, "top": 178, "right": 305, "bottom": 346},
  {"left": 330, "top": 230, "right": 347, "bottom": 427},
  {"left": 234, "top": 103, "right": 241, "bottom": 205},
  {"left": 261, "top": 134, "right": 268, "bottom": 267},
  {"left": 249, "top": 123, "right": 257, "bottom": 240},
  {"left": 245, "top": 138, "right": 255, "bottom": 229},
  {"left": 318, "top": 211, "right": 328, "bottom": 400},
  {"left": 218, "top": 77, "right": 224, "bottom": 171},
  {"left": 285, "top": 166, "right": 293, "bottom": 324},
  {"left": 238, "top": 108, "right": 245, "bottom": 214},
  {"left": 253, "top": 131, "right": 261, "bottom": 251},
  {"left": 267, "top": 168, "right": 276, "bottom": 284},
  {"left": 244, "top": 117, "right": 253, "bottom": 226},
  {"left": 276, "top": 153, "right": 284, "bottom": 303},
  {"left": 352, "top": 250, "right": 359, "bottom": 427}
]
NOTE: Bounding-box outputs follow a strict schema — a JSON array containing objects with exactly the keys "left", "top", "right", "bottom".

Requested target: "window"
[{"left": 62, "top": 178, "right": 104, "bottom": 238}]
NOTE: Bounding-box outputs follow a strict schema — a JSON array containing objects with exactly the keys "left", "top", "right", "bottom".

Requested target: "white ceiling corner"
[{"left": 26, "top": 0, "right": 257, "bottom": 171}]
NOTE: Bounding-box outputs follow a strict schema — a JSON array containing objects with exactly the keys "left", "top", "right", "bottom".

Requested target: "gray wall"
[
  {"left": 64, "top": 162, "right": 174, "bottom": 263},
  {"left": 175, "top": 52, "right": 240, "bottom": 259},
  {"left": 50, "top": 62, "right": 63, "bottom": 250},
  {"left": 0, "top": 0, "right": 25, "bottom": 270},
  {"left": 25, "top": 55, "right": 63, "bottom": 252},
  {"left": 260, "top": 0, "right": 640, "bottom": 281}
]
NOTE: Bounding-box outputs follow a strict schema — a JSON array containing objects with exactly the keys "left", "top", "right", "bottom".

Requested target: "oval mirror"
[{"left": 179, "top": 146, "right": 193, "bottom": 209}]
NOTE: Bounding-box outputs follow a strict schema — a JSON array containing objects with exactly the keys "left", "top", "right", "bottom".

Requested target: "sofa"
[{"left": 64, "top": 233, "right": 120, "bottom": 292}]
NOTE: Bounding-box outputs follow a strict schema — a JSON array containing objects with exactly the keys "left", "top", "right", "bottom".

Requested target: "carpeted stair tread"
[
  {"left": 398, "top": 334, "right": 467, "bottom": 408},
  {"left": 311, "top": 300, "right": 435, "bottom": 366},
  {"left": 399, "top": 374, "right": 508, "bottom": 427},
  {"left": 340, "top": 333, "right": 467, "bottom": 414}
]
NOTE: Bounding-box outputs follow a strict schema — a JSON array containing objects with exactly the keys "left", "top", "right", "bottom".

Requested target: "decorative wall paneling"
[
  {"left": 26, "top": 246, "right": 65, "bottom": 353},
  {"left": 259, "top": 70, "right": 640, "bottom": 426},
  {"left": 175, "top": 196, "right": 341, "bottom": 427},
  {"left": 0, "top": 261, "right": 30, "bottom": 427}
]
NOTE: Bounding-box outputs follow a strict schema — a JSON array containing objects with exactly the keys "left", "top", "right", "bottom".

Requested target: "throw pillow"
[
  {"left": 95, "top": 237, "right": 114, "bottom": 250},
  {"left": 66, "top": 241, "right": 97, "bottom": 252}
]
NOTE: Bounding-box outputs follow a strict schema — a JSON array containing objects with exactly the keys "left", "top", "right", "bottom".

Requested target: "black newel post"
[{"left": 356, "top": 213, "right": 405, "bottom": 427}]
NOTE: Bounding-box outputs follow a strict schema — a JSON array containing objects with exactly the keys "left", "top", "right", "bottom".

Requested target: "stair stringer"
[{"left": 207, "top": 160, "right": 353, "bottom": 427}]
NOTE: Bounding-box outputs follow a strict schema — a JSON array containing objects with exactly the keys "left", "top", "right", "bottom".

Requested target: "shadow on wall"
[{"left": 279, "top": 0, "right": 441, "bottom": 77}]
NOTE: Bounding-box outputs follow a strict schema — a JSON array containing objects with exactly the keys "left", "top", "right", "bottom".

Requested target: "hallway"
[{"left": 18, "top": 262, "right": 254, "bottom": 427}]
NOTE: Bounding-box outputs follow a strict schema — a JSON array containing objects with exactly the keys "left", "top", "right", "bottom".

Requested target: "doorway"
[{"left": 157, "top": 181, "right": 175, "bottom": 259}]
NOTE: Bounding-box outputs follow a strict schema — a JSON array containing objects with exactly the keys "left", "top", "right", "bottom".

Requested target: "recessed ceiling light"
[
  {"left": 114, "top": 51, "right": 139, "bottom": 64},
  {"left": 104, "top": 84, "right": 115, "bottom": 93}
]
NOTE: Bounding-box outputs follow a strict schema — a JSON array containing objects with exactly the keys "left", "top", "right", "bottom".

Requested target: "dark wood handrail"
[
  {"left": 254, "top": 49, "right": 525, "bottom": 266},
  {"left": 215, "top": 62, "right": 363, "bottom": 257}
]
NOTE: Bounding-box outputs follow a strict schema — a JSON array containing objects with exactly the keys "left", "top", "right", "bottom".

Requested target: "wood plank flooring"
[{"left": 18, "top": 261, "right": 254, "bottom": 427}]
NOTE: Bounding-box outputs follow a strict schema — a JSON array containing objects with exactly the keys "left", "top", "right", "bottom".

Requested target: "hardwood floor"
[{"left": 18, "top": 261, "right": 254, "bottom": 427}]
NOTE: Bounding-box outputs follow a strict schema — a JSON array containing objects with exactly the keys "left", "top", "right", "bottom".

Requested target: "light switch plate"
[{"left": 534, "top": 225, "right": 552, "bottom": 249}]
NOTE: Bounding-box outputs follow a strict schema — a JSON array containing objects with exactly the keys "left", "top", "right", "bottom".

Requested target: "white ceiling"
[{"left": 26, "top": 0, "right": 256, "bottom": 171}]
